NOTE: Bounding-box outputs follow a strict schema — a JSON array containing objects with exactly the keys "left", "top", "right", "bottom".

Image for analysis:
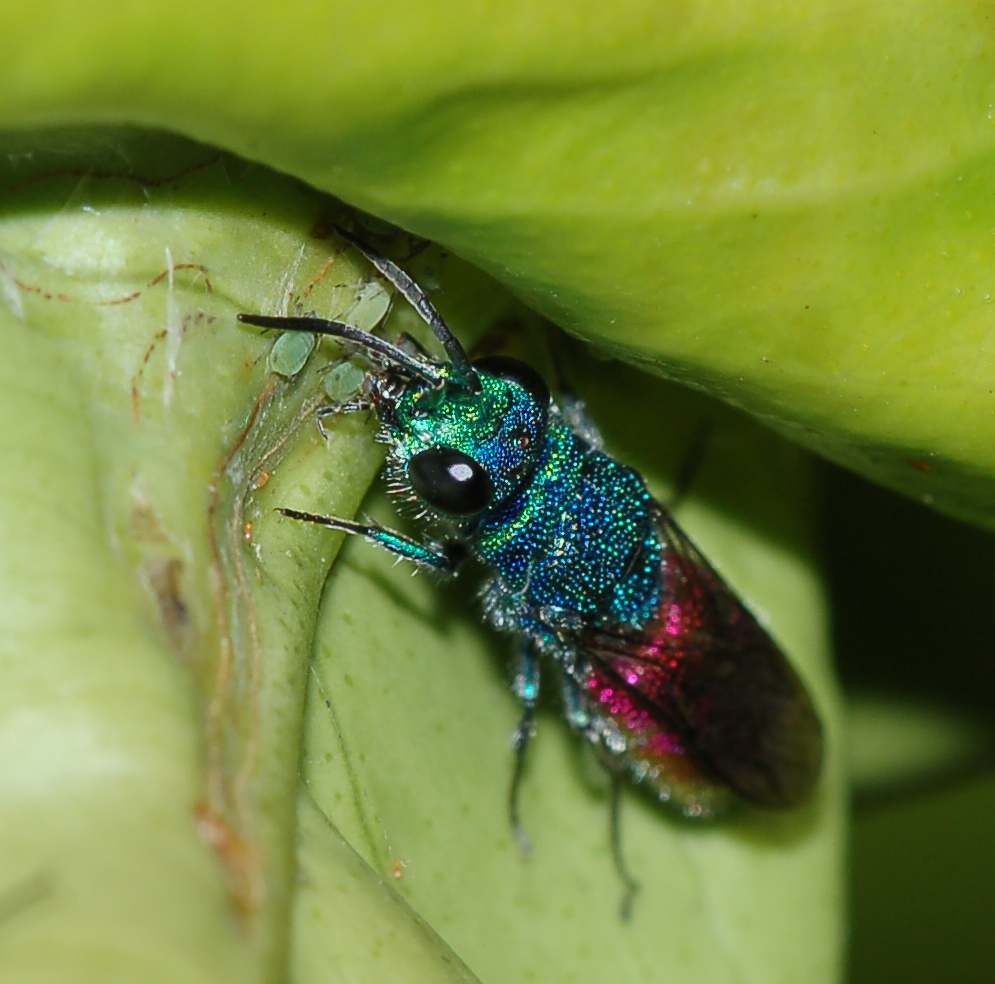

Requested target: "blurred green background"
[{"left": 831, "top": 465, "right": 995, "bottom": 984}]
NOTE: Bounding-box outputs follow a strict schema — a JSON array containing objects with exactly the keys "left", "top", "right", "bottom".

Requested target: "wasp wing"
[{"left": 577, "top": 511, "right": 823, "bottom": 812}]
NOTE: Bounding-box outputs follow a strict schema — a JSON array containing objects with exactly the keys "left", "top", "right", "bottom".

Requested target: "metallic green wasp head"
[{"left": 385, "top": 356, "right": 551, "bottom": 519}]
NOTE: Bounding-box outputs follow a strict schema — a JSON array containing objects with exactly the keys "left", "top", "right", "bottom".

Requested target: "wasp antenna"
[
  {"left": 333, "top": 225, "right": 481, "bottom": 392},
  {"left": 237, "top": 313, "right": 442, "bottom": 386}
]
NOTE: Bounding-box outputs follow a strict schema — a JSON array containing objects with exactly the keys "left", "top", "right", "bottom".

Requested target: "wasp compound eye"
[
  {"left": 474, "top": 355, "right": 550, "bottom": 409},
  {"left": 408, "top": 447, "right": 493, "bottom": 516}
]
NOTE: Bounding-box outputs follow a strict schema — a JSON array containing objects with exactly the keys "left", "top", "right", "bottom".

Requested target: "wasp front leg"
[
  {"left": 314, "top": 397, "right": 373, "bottom": 440},
  {"left": 278, "top": 508, "right": 466, "bottom": 575}
]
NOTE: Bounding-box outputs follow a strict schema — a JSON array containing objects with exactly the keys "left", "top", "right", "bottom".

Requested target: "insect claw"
[
  {"left": 608, "top": 772, "right": 641, "bottom": 921},
  {"left": 618, "top": 878, "right": 639, "bottom": 923},
  {"left": 512, "top": 819, "right": 533, "bottom": 859}
]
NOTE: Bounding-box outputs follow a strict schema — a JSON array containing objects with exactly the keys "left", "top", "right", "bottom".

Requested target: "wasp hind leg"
[
  {"left": 508, "top": 641, "right": 541, "bottom": 857},
  {"left": 606, "top": 769, "right": 640, "bottom": 921},
  {"left": 561, "top": 671, "right": 641, "bottom": 920}
]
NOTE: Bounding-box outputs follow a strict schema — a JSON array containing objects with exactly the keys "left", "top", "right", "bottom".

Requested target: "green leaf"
[
  {"left": 292, "top": 789, "right": 480, "bottom": 983},
  {"left": 851, "top": 775, "right": 995, "bottom": 984},
  {"left": 0, "top": 132, "right": 840, "bottom": 982},
  {"left": 2, "top": 2, "right": 993, "bottom": 523}
]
